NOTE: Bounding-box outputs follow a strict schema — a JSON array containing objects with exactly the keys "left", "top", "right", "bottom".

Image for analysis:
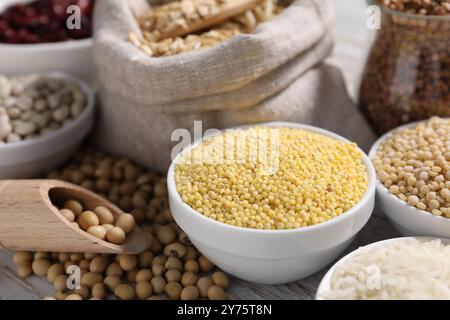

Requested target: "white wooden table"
[{"left": 0, "top": 1, "right": 401, "bottom": 300}]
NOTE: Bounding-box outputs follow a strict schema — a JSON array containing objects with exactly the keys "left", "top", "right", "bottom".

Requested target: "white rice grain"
[{"left": 322, "top": 239, "right": 450, "bottom": 300}]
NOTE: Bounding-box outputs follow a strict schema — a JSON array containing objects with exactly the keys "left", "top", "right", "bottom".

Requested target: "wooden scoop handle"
[
  {"left": 159, "top": 0, "right": 259, "bottom": 40},
  {"left": 0, "top": 180, "right": 149, "bottom": 254}
]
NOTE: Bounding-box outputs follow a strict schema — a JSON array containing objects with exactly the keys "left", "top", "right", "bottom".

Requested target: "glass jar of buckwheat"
[{"left": 359, "top": 0, "right": 450, "bottom": 135}]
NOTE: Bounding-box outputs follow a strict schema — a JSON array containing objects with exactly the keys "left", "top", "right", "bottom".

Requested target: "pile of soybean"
[
  {"left": 58, "top": 201, "right": 136, "bottom": 245},
  {"left": 12, "top": 147, "right": 229, "bottom": 300}
]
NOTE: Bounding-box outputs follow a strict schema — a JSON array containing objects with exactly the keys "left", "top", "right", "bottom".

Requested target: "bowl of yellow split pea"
[{"left": 167, "top": 122, "right": 376, "bottom": 284}]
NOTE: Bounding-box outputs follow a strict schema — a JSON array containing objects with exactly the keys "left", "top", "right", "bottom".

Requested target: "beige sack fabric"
[{"left": 93, "top": 0, "right": 375, "bottom": 173}]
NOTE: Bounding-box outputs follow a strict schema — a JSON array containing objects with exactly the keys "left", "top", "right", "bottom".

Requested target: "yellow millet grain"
[
  {"left": 175, "top": 127, "right": 368, "bottom": 230},
  {"left": 372, "top": 117, "right": 450, "bottom": 218}
]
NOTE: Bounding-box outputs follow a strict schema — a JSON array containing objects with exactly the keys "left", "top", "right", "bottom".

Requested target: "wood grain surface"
[{"left": 0, "top": 0, "right": 392, "bottom": 300}]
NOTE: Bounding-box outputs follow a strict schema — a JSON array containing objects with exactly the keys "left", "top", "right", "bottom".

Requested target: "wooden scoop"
[
  {"left": 158, "top": 0, "right": 259, "bottom": 40},
  {"left": 0, "top": 180, "right": 150, "bottom": 254}
]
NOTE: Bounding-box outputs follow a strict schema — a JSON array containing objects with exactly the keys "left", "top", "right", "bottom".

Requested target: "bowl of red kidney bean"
[{"left": 0, "top": 0, "right": 96, "bottom": 81}]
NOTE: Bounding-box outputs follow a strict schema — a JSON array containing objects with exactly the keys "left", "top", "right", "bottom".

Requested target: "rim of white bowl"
[
  {"left": 0, "top": 38, "right": 92, "bottom": 51},
  {"left": 167, "top": 122, "right": 377, "bottom": 235},
  {"left": 315, "top": 236, "right": 450, "bottom": 300},
  {"left": 0, "top": 71, "right": 95, "bottom": 153},
  {"left": 368, "top": 118, "right": 450, "bottom": 223}
]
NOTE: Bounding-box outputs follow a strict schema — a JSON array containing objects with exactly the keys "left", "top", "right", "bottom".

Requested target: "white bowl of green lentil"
[
  {"left": 167, "top": 122, "right": 376, "bottom": 284},
  {"left": 369, "top": 118, "right": 450, "bottom": 238}
]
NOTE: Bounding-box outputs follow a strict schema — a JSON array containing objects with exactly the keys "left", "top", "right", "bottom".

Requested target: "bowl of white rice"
[{"left": 316, "top": 237, "right": 450, "bottom": 300}]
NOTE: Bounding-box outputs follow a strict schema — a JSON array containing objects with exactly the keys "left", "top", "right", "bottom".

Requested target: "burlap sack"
[{"left": 93, "top": 0, "right": 375, "bottom": 173}]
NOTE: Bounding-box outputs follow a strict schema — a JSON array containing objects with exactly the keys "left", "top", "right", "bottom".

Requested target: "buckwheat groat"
[{"left": 379, "top": 0, "right": 450, "bottom": 15}]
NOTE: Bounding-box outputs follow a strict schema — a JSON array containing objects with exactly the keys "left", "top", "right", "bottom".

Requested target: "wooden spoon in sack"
[
  {"left": 0, "top": 180, "right": 150, "bottom": 254},
  {"left": 158, "top": 0, "right": 260, "bottom": 40}
]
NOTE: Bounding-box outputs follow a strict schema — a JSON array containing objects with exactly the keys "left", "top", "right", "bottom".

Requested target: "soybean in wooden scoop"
[{"left": 0, "top": 180, "right": 149, "bottom": 254}]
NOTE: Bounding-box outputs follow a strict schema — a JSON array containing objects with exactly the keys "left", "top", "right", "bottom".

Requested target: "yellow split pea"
[{"left": 175, "top": 127, "right": 368, "bottom": 230}]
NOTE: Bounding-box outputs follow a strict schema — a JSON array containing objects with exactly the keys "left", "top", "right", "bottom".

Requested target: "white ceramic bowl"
[
  {"left": 0, "top": 0, "right": 94, "bottom": 81},
  {"left": 167, "top": 122, "right": 377, "bottom": 285},
  {"left": 315, "top": 236, "right": 450, "bottom": 300},
  {"left": 0, "top": 72, "right": 94, "bottom": 179},
  {"left": 369, "top": 120, "right": 450, "bottom": 238}
]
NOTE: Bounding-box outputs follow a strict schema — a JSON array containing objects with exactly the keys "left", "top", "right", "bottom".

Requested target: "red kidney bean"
[{"left": 0, "top": 0, "right": 95, "bottom": 44}]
